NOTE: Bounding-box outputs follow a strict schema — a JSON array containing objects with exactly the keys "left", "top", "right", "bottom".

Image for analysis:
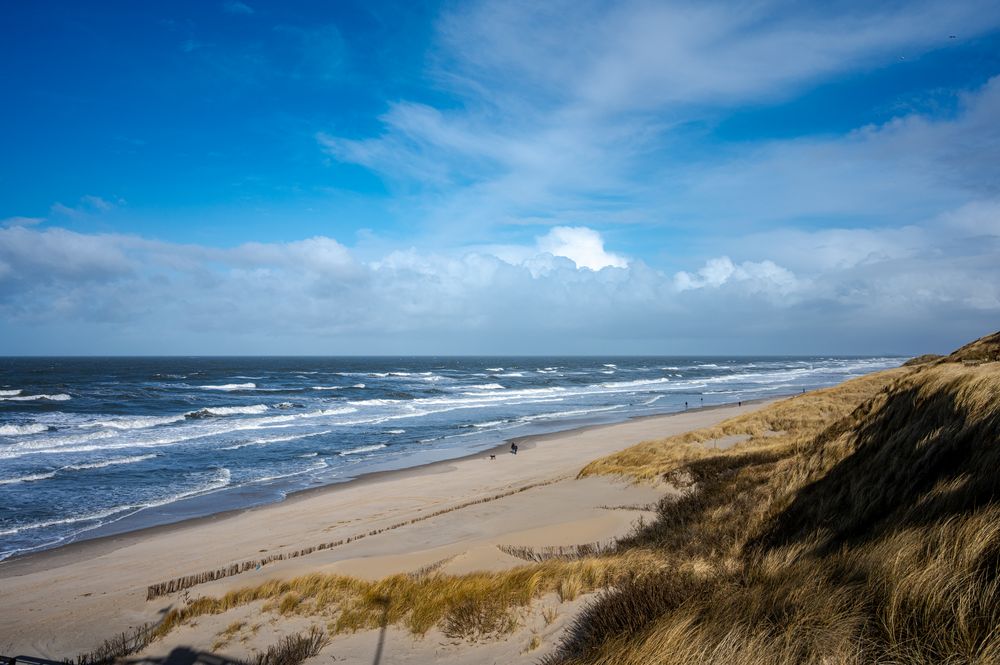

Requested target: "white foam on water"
[
  {"left": 83, "top": 415, "right": 186, "bottom": 430},
  {"left": 0, "top": 393, "right": 71, "bottom": 402},
  {"left": 0, "top": 504, "right": 139, "bottom": 536},
  {"left": 312, "top": 386, "right": 342, "bottom": 390},
  {"left": 0, "top": 471, "right": 57, "bottom": 485},
  {"left": 485, "top": 367, "right": 503, "bottom": 372},
  {"left": 494, "top": 372, "right": 524, "bottom": 377},
  {"left": 0, "top": 389, "right": 22, "bottom": 396},
  {"left": 340, "top": 443, "right": 387, "bottom": 456},
  {"left": 198, "top": 383, "right": 257, "bottom": 391},
  {"left": 221, "top": 430, "right": 333, "bottom": 450},
  {"left": 62, "top": 454, "right": 158, "bottom": 471},
  {"left": 189, "top": 404, "right": 270, "bottom": 417},
  {"left": 519, "top": 404, "right": 626, "bottom": 422},
  {"left": 385, "top": 429, "right": 406, "bottom": 434},
  {"left": 0, "top": 467, "right": 234, "bottom": 540},
  {"left": 0, "top": 423, "right": 48, "bottom": 436},
  {"left": 471, "top": 419, "right": 509, "bottom": 428},
  {"left": 603, "top": 364, "right": 617, "bottom": 368},
  {"left": 467, "top": 383, "right": 505, "bottom": 390},
  {"left": 600, "top": 377, "right": 672, "bottom": 389},
  {"left": 251, "top": 460, "right": 328, "bottom": 484}
]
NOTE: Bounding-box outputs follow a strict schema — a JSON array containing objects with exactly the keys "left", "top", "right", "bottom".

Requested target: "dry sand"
[{"left": 0, "top": 400, "right": 769, "bottom": 661}]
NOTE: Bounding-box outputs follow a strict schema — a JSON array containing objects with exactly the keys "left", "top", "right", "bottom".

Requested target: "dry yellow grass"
[
  {"left": 544, "top": 336, "right": 1000, "bottom": 665},
  {"left": 153, "top": 550, "right": 665, "bottom": 642}
]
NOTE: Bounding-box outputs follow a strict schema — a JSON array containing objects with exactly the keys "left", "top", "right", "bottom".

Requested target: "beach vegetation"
[
  {"left": 544, "top": 336, "right": 1000, "bottom": 664},
  {"left": 244, "top": 626, "right": 328, "bottom": 665}
]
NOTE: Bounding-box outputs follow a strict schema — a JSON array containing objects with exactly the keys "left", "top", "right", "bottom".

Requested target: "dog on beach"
[{"left": 489, "top": 454, "right": 496, "bottom": 460}]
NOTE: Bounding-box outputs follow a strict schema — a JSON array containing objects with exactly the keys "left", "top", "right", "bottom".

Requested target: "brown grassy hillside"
[{"left": 544, "top": 333, "right": 1000, "bottom": 665}]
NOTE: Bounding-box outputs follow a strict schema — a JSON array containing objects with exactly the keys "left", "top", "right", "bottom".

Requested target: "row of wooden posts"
[{"left": 145, "top": 476, "right": 563, "bottom": 600}]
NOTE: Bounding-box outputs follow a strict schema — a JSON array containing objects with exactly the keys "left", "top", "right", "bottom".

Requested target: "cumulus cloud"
[
  {"left": 674, "top": 257, "right": 799, "bottom": 298},
  {"left": 0, "top": 214, "right": 996, "bottom": 354},
  {"left": 535, "top": 226, "right": 627, "bottom": 270}
]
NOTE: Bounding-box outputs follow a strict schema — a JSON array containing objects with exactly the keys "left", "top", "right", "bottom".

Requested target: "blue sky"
[{"left": 1, "top": 0, "right": 999, "bottom": 354}]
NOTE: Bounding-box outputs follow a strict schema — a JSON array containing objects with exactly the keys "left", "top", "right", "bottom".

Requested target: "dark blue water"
[{"left": 0, "top": 356, "right": 900, "bottom": 560}]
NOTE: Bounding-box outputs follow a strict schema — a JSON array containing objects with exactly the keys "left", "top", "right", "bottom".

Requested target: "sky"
[{"left": 1, "top": 0, "right": 999, "bottom": 355}]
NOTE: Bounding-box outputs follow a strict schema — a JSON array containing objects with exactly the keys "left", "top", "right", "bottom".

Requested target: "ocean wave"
[
  {"left": 0, "top": 504, "right": 138, "bottom": 536},
  {"left": 467, "top": 383, "right": 505, "bottom": 390},
  {"left": 0, "top": 393, "right": 71, "bottom": 402},
  {"left": 494, "top": 372, "right": 524, "bottom": 377},
  {"left": 485, "top": 367, "right": 503, "bottom": 372},
  {"left": 62, "top": 454, "right": 158, "bottom": 471},
  {"left": 312, "top": 386, "right": 342, "bottom": 390},
  {"left": 0, "top": 467, "right": 234, "bottom": 539},
  {"left": 0, "top": 389, "right": 22, "bottom": 396},
  {"left": 198, "top": 383, "right": 257, "bottom": 391},
  {"left": 340, "top": 443, "right": 387, "bottom": 456},
  {"left": 250, "top": 460, "right": 328, "bottom": 484},
  {"left": 0, "top": 471, "right": 57, "bottom": 485},
  {"left": 0, "top": 423, "right": 49, "bottom": 436},
  {"left": 520, "top": 404, "right": 626, "bottom": 422},
  {"left": 186, "top": 404, "right": 270, "bottom": 418},
  {"left": 221, "top": 430, "right": 332, "bottom": 450},
  {"left": 603, "top": 363, "right": 617, "bottom": 368},
  {"left": 468, "top": 419, "right": 510, "bottom": 429},
  {"left": 600, "top": 377, "right": 672, "bottom": 389},
  {"left": 385, "top": 429, "right": 406, "bottom": 434},
  {"left": 83, "top": 415, "right": 186, "bottom": 430}
]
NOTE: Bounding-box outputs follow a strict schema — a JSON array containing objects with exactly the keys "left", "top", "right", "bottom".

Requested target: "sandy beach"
[{"left": 0, "top": 399, "right": 768, "bottom": 660}]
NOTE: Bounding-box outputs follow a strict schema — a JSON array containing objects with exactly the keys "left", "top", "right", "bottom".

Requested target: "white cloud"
[
  {"left": 535, "top": 226, "right": 627, "bottom": 270},
  {"left": 222, "top": 1, "right": 254, "bottom": 15},
  {"left": 1, "top": 216, "right": 44, "bottom": 228},
  {"left": 674, "top": 257, "right": 799, "bottom": 297},
  {"left": 50, "top": 195, "right": 120, "bottom": 220},
  {"left": 0, "top": 210, "right": 996, "bottom": 353}
]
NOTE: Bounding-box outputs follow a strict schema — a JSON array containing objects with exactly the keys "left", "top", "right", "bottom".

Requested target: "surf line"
[{"left": 145, "top": 474, "right": 569, "bottom": 600}]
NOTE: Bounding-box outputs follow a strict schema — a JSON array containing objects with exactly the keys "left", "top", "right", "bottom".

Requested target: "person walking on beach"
[{"left": 510, "top": 442, "right": 518, "bottom": 455}]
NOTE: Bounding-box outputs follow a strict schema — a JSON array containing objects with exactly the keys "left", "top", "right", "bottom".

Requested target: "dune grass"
[
  {"left": 153, "top": 551, "right": 664, "bottom": 643},
  {"left": 544, "top": 350, "right": 1000, "bottom": 664}
]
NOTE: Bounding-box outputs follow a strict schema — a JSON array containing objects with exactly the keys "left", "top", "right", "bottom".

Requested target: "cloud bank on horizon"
[{"left": 1, "top": 0, "right": 999, "bottom": 354}]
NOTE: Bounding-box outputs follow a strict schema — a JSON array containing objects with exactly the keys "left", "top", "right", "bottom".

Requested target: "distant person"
[
  {"left": 738, "top": 401, "right": 742, "bottom": 407},
  {"left": 510, "top": 442, "right": 518, "bottom": 455},
  {"left": 684, "top": 401, "right": 688, "bottom": 409}
]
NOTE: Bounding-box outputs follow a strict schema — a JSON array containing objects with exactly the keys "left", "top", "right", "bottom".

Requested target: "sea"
[{"left": 0, "top": 355, "right": 901, "bottom": 561}]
